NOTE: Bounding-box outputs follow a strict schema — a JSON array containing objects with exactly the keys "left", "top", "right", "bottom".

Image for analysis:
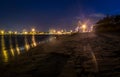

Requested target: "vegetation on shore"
[{"left": 94, "top": 15, "right": 120, "bottom": 32}]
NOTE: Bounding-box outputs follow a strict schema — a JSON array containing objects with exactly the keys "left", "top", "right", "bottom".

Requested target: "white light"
[
  {"left": 14, "top": 31, "right": 17, "bottom": 34},
  {"left": 82, "top": 24, "right": 86, "bottom": 29}
]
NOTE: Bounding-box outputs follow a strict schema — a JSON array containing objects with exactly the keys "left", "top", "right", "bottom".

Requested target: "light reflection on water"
[
  {"left": 9, "top": 35, "right": 15, "bottom": 57},
  {"left": 0, "top": 35, "right": 52, "bottom": 63},
  {"left": 1, "top": 35, "right": 8, "bottom": 63},
  {"left": 24, "top": 35, "right": 30, "bottom": 51},
  {"left": 15, "top": 36, "right": 20, "bottom": 55},
  {"left": 0, "top": 35, "right": 45, "bottom": 63},
  {"left": 31, "top": 34, "right": 37, "bottom": 47}
]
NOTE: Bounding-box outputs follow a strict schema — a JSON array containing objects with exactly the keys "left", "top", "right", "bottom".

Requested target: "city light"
[
  {"left": 61, "top": 30, "right": 63, "bottom": 32},
  {"left": 70, "top": 30, "right": 73, "bottom": 33},
  {"left": 24, "top": 31, "right": 28, "bottom": 34},
  {"left": 14, "top": 31, "right": 17, "bottom": 34},
  {"left": 8, "top": 31, "right": 12, "bottom": 34},
  {"left": 0, "top": 29, "right": 73, "bottom": 35},
  {"left": 32, "top": 28, "right": 35, "bottom": 32},
  {"left": 82, "top": 24, "right": 87, "bottom": 32},
  {"left": 1, "top": 30, "right": 4, "bottom": 34},
  {"left": 82, "top": 24, "right": 86, "bottom": 29},
  {"left": 57, "top": 31, "right": 62, "bottom": 35},
  {"left": 49, "top": 29, "right": 73, "bottom": 35},
  {"left": 53, "top": 30, "right": 56, "bottom": 33}
]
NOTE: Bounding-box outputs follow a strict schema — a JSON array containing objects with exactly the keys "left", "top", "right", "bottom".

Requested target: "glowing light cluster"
[
  {"left": 32, "top": 28, "right": 35, "bottom": 32},
  {"left": 75, "top": 20, "right": 94, "bottom": 33},
  {"left": 8, "top": 31, "right": 12, "bottom": 34},
  {"left": 24, "top": 31, "right": 28, "bottom": 34},
  {"left": 14, "top": 31, "right": 17, "bottom": 34},
  {"left": 49, "top": 29, "right": 73, "bottom": 35},
  {"left": 0, "top": 30, "right": 4, "bottom": 34},
  {"left": 81, "top": 24, "right": 87, "bottom": 32}
]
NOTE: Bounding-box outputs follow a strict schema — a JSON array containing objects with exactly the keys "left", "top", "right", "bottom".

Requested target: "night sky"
[{"left": 0, "top": 0, "right": 120, "bottom": 31}]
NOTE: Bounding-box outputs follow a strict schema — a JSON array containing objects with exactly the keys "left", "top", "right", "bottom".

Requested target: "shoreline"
[{"left": 0, "top": 33, "right": 120, "bottom": 77}]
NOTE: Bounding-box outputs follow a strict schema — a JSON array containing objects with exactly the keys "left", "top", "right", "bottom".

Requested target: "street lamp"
[
  {"left": 31, "top": 28, "right": 36, "bottom": 35},
  {"left": 82, "top": 24, "right": 86, "bottom": 32}
]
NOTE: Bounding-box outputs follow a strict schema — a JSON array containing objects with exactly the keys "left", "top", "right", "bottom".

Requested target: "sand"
[{"left": 0, "top": 33, "right": 120, "bottom": 77}]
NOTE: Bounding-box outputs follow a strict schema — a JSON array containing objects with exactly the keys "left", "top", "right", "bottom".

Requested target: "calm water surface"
[{"left": 0, "top": 35, "right": 50, "bottom": 63}]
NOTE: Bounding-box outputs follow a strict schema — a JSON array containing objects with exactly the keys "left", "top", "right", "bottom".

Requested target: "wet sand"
[{"left": 0, "top": 33, "right": 120, "bottom": 77}]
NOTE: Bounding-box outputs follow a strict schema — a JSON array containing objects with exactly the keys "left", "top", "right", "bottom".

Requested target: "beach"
[{"left": 0, "top": 32, "right": 120, "bottom": 77}]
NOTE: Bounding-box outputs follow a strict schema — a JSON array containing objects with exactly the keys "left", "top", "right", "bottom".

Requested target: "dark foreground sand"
[{"left": 0, "top": 33, "right": 120, "bottom": 77}]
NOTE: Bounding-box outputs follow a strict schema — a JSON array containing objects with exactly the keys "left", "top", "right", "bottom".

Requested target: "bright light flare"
[
  {"left": 24, "top": 31, "right": 28, "bottom": 34},
  {"left": 81, "top": 24, "right": 87, "bottom": 32},
  {"left": 1, "top": 30, "right": 4, "bottom": 34},
  {"left": 82, "top": 24, "right": 86, "bottom": 29},
  {"left": 57, "top": 31, "right": 62, "bottom": 34},
  {"left": 14, "top": 31, "right": 17, "bottom": 34},
  {"left": 32, "top": 28, "right": 35, "bottom": 32}
]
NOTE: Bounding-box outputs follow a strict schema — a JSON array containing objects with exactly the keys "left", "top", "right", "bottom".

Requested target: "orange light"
[
  {"left": 82, "top": 24, "right": 86, "bottom": 29},
  {"left": 82, "top": 24, "right": 87, "bottom": 32},
  {"left": 24, "top": 31, "right": 28, "bottom": 34},
  {"left": 14, "top": 31, "right": 17, "bottom": 34},
  {"left": 32, "top": 28, "right": 35, "bottom": 32},
  {"left": 57, "top": 31, "right": 62, "bottom": 34}
]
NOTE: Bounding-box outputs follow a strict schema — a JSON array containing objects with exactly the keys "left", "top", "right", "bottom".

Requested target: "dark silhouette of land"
[{"left": 94, "top": 15, "right": 120, "bottom": 33}]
